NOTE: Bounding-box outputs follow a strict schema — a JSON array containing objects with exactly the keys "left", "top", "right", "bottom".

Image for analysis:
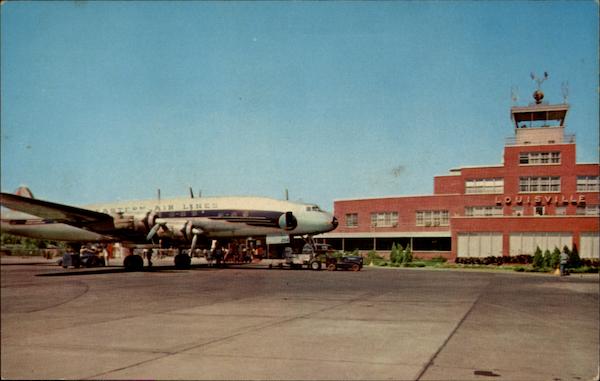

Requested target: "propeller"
[
  {"left": 146, "top": 218, "right": 167, "bottom": 241},
  {"left": 189, "top": 228, "right": 202, "bottom": 253}
]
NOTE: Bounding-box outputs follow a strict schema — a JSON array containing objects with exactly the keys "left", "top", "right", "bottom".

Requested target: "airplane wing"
[{"left": 0, "top": 192, "right": 114, "bottom": 232}]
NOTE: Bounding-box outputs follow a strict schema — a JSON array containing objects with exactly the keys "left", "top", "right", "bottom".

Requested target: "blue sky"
[{"left": 1, "top": 1, "right": 598, "bottom": 210}]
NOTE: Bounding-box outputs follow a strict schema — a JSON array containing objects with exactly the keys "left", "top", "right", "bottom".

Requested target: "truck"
[
  {"left": 276, "top": 243, "right": 363, "bottom": 271},
  {"left": 283, "top": 244, "right": 323, "bottom": 270}
]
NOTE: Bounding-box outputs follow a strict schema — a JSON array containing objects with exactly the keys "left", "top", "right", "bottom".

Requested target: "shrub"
[
  {"left": 581, "top": 259, "right": 599, "bottom": 268},
  {"left": 543, "top": 249, "right": 552, "bottom": 268},
  {"left": 366, "top": 250, "right": 385, "bottom": 265},
  {"left": 567, "top": 244, "right": 581, "bottom": 268},
  {"left": 550, "top": 247, "right": 561, "bottom": 269},
  {"left": 515, "top": 255, "right": 533, "bottom": 264},
  {"left": 532, "top": 247, "right": 544, "bottom": 269},
  {"left": 389, "top": 243, "right": 396, "bottom": 263},
  {"left": 390, "top": 243, "right": 405, "bottom": 264},
  {"left": 430, "top": 256, "right": 448, "bottom": 263},
  {"left": 570, "top": 266, "right": 599, "bottom": 274},
  {"left": 403, "top": 245, "right": 413, "bottom": 263}
]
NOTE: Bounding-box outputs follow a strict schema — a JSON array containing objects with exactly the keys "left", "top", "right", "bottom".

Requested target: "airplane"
[{"left": 0, "top": 187, "right": 338, "bottom": 271}]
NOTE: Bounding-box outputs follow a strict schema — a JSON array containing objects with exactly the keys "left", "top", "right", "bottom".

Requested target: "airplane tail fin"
[{"left": 14, "top": 186, "right": 34, "bottom": 199}]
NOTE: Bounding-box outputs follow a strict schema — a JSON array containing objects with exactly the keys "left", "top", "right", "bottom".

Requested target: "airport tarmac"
[{"left": 1, "top": 256, "right": 598, "bottom": 380}]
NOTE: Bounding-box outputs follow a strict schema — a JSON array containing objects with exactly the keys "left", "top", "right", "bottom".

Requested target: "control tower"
[{"left": 509, "top": 73, "right": 573, "bottom": 145}]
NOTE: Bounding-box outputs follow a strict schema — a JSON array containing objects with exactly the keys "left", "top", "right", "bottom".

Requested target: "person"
[
  {"left": 559, "top": 250, "right": 569, "bottom": 276},
  {"left": 302, "top": 243, "right": 314, "bottom": 254},
  {"left": 147, "top": 248, "right": 153, "bottom": 267},
  {"left": 101, "top": 246, "right": 109, "bottom": 266}
]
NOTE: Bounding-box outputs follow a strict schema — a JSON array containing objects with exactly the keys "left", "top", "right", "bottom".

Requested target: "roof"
[{"left": 511, "top": 103, "right": 569, "bottom": 128}]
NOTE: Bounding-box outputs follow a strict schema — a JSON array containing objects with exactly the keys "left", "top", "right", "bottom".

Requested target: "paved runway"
[{"left": 1, "top": 257, "right": 598, "bottom": 380}]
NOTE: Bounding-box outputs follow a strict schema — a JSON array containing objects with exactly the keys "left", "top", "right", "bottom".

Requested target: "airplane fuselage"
[{"left": 1, "top": 195, "right": 338, "bottom": 244}]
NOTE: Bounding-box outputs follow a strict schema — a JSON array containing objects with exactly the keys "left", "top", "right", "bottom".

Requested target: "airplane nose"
[{"left": 332, "top": 216, "right": 338, "bottom": 229}]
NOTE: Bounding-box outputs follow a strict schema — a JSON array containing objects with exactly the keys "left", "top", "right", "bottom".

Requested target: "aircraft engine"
[
  {"left": 128, "top": 211, "right": 159, "bottom": 233},
  {"left": 146, "top": 219, "right": 202, "bottom": 242},
  {"left": 114, "top": 212, "right": 156, "bottom": 232},
  {"left": 278, "top": 211, "right": 297, "bottom": 230}
]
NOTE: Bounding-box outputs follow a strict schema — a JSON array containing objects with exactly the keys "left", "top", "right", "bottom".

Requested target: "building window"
[
  {"left": 512, "top": 206, "right": 524, "bottom": 216},
  {"left": 519, "top": 177, "right": 561, "bottom": 193},
  {"left": 519, "top": 151, "right": 561, "bottom": 165},
  {"left": 345, "top": 213, "right": 358, "bottom": 228},
  {"left": 465, "top": 178, "right": 504, "bottom": 194},
  {"left": 555, "top": 206, "right": 567, "bottom": 215},
  {"left": 370, "top": 212, "right": 398, "bottom": 227},
  {"left": 577, "top": 176, "right": 600, "bottom": 192},
  {"left": 416, "top": 210, "right": 449, "bottom": 227},
  {"left": 576, "top": 205, "right": 600, "bottom": 216},
  {"left": 465, "top": 206, "right": 503, "bottom": 216},
  {"left": 534, "top": 206, "right": 546, "bottom": 216}
]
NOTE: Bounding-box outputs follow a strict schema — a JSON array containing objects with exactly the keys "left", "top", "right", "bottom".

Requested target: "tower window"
[
  {"left": 519, "top": 151, "right": 561, "bottom": 165},
  {"left": 519, "top": 177, "right": 561, "bottom": 193}
]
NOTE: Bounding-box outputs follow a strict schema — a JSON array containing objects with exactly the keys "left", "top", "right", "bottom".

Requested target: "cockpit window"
[{"left": 306, "top": 205, "right": 322, "bottom": 212}]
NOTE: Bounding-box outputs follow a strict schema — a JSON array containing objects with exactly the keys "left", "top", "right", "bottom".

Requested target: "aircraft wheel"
[
  {"left": 310, "top": 260, "right": 321, "bottom": 271},
  {"left": 174, "top": 253, "right": 191, "bottom": 269},
  {"left": 87, "top": 257, "right": 98, "bottom": 267},
  {"left": 327, "top": 264, "right": 336, "bottom": 271},
  {"left": 351, "top": 263, "right": 360, "bottom": 272},
  {"left": 124, "top": 255, "right": 144, "bottom": 272}
]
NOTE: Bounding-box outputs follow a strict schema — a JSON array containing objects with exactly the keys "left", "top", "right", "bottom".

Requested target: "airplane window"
[
  {"left": 306, "top": 206, "right": 311, "bottom": 212},
  {"left": 312, "top": 206, "right": 321, "bottom": 212}
]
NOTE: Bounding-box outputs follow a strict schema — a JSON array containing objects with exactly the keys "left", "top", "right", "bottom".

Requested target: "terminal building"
[{"left": 319, "top": 86, "right": 599, "bottom": 260}]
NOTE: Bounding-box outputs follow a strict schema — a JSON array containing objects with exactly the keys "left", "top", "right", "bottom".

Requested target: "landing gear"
[
  {"left": 310, "top": 259, "right": 321, "bottom": 271},
  {"left": 124, "top": 255, "right": 144, "bottom": 272},
  {"left": 174, "top": 252, "right": 191, "bottom": 269}
]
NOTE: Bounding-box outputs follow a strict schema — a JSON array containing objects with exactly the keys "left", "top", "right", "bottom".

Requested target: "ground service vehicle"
[
  {"left": 326, "top": 255, "right": 363, "bottom": 271},
  {"left": 58, "top": 252, "right": 106, "bottom": 268},
  {"left": 283, "top": 246, "right": 322, "bottom": 270}
]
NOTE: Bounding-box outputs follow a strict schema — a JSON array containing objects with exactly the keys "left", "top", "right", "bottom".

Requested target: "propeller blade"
[
  {"left": 190, "top": 234, "right": 198, "bottom": 254},
  {"left": 146, "top": 224, "right": 161, "bottom": 241}
]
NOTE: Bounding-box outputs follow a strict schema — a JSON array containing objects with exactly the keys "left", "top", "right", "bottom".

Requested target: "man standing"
[{"left": 559, "top": 249, "right": 569, "bottom": 276}]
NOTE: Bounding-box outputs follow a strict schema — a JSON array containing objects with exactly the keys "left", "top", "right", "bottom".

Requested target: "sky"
[{"left": 1, "top": 1, "right": 598, "bottom": 211}]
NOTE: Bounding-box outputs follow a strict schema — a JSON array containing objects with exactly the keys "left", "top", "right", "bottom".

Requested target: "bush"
[
  {"left": 429, "top": 256, "right": 448, "bottom": 263},
  {"left": 550, "top": 247, "right": 561, "bottom": 269},
  {"left": 390, "top": 243, "right": 405, "bottom": 264},
  {"left": 581, "top": 259, "right": 599, "bottom": 268},
  {"left": 532, "top": 247, "right": 544, "bottom": 269},
  {"left": 543, "top": 249, "right": 552, "bottom": 268},
  {"left": 366, "top": 250, "right": 384, "bottom": 265},
  {"left": 567, "top": 245, "right": 581, "bottom": 268},
  {"left": 403, "top": 245, "right": 413, "bottom": 263},
  {"left": 513, "top": 255, "right": 533, "bottom": 264},
  {"left": 405, "top": 262, "right": 426, "bottom": 268},
  {"left": 570, "top": 266, "right": 599, "bottom": 274}
]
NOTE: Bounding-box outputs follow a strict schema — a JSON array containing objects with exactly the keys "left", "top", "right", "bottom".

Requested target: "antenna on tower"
[
  {"left": 511, "top": 86, "right": 519, "bottom": 105},
  {"left": 530, "top": 71, "right": 549, "bottom": 90},
  {"left": 530, "top": 71, "right": 549, "bottom": 104},
  {"left": 561, "top": 81, "right": 569, "bottom": 103}
]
